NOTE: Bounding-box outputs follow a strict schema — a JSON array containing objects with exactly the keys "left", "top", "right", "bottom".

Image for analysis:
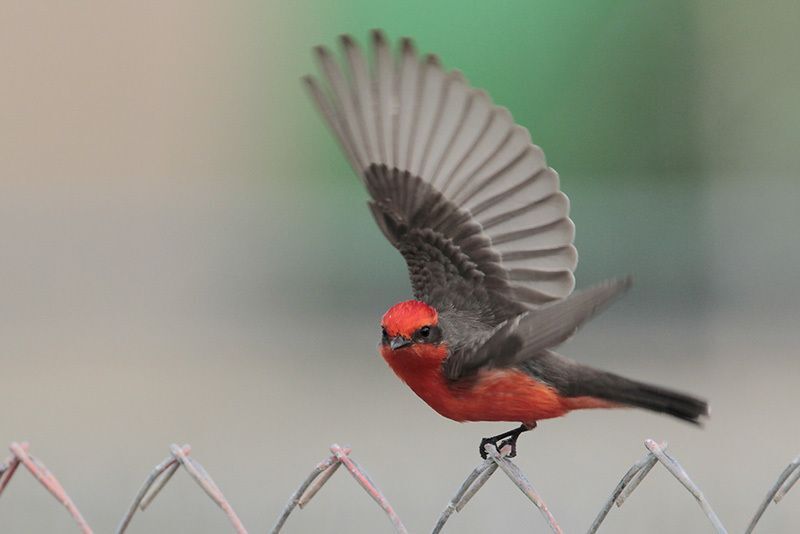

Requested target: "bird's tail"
[{"left": 573, "top": 368, "right": 709, "bottom": 424}]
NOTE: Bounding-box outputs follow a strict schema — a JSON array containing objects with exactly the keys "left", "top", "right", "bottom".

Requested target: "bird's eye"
[
  {"left": 419, "top": 326, "right": 431, "bottom": 338},
  {"left": 381, "top": 327, "right": 389, "bottom": 341}
]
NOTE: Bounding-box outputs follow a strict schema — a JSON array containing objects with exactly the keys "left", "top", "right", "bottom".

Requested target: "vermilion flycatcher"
[{"left": 303, "top": 31, "right": 708, "bottom": 458}]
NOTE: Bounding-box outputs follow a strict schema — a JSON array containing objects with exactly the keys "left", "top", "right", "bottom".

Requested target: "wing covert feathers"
[
  {"left": 511, "top": 276, "right": 633, "bottom": 356},
  {"left": 443, "top": 277, "right": 632, "bottom": 380},
  {"left": 305, "top": 31, "right": 577, "bottom": 313}
]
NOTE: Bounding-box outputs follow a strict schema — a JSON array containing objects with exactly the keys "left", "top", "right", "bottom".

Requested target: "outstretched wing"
[{"left": 304, "top": 31, "right": 577, "bottom": 323}]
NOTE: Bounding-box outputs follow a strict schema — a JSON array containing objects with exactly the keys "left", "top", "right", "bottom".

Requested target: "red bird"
[{"left": 303, "top": 31, "right": 708, "bottom": 458}]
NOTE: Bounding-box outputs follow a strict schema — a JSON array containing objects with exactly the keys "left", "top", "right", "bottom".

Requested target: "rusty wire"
[
  {"left": 432, "top": 442, "right": 562, "bottom": 533},
  {"left": 116, "top": 443, "right": 246, "bottom": 534},
  {"left": 588, "top": 439, "right": 726, "bottom": 533},
  {"left": 0, "top": 442, "right": 93, "bottom": 533},
  {"left": 270, "top": 443, "right": 408, "bottom": 534},
  {"left": 0, "top": 439, "right": 798, "bottom": 532}
]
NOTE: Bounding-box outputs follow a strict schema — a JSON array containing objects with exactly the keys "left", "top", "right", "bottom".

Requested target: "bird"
[{"left": 302, "top": 31, "right": 709, "bottom": 458}]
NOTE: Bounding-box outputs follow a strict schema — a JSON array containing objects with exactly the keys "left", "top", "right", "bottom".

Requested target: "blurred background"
[{"left": 1, "top": 1, "right": 798, "bottom": 532}]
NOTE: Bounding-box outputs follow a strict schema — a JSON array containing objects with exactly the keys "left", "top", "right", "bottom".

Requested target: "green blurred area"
[
  {"left": 313, "top": 0, "right": 702, "bottom": 181},
  {"left": 277, "top": 0, "right": 799, "bottom": 314}
]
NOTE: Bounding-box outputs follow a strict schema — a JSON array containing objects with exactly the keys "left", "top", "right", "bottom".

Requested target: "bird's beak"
[{"left": 390, "top": 336, "right": 411, "bottom": 350}]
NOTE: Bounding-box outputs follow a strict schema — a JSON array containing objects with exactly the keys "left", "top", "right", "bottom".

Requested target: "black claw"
[
  {"left": 499, "top": 437, "right": 518, "bottom": 458},
  {"left": 479, "top": 437, "right": 498, "bottom": 459},
  {"left": 477, "top": 423, "right": 535, "bottom": 459}
]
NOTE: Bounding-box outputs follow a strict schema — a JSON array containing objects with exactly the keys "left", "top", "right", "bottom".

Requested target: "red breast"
[{"left": 380, "top": 343, "right": 609, "bottom": 423}]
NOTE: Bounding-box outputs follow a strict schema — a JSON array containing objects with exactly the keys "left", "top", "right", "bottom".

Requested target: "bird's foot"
[
  {"left": 478, "top": 422, "right": 536, "bottom": 459},
  {"left": 479, "top": 435, "right": 517, "bottom": 459}
]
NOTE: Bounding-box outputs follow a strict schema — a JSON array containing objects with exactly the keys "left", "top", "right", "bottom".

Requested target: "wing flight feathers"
[{"left": 305, "top": 31, "right": 579, "bottom": 318}]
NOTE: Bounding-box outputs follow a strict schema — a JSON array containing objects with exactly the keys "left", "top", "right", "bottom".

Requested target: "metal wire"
[
  {"left": 746, "top": 454, "right": 800, "bottom": 534},
  {"left": 271, "top": 443, "right": 408, "bottom": 534},
  {"left": 0, "top": 442, "right": 92, "bottom": 533},
  {"left": 588, "top": 439, "right": 726, "bottom": 533},
  {"left": 115, "top": 444, "right": 246, "bottom": 534},
  {"left": 0, "top": 439, "right": 796, "bottom": 533}
]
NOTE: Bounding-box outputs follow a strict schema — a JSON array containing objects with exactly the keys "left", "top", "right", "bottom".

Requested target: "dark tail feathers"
[{"left": 574, "top": 369, "right": 709, "bottom": 424}]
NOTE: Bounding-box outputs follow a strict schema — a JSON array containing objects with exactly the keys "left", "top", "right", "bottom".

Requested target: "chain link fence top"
[{"left": 0, "top": 439, "right": 797, "bottom": 533}]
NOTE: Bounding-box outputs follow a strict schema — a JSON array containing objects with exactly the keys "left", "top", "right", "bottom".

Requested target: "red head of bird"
[
  {"left": 380, "top": 300, "right": 445, "bottom": 366},
  {"left": 381, "top": 300, "right": 438, "bottom": 343}
]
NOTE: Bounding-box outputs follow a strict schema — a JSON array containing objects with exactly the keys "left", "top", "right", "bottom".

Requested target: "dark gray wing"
[
  {"left": 442, "top": 277, "right": 632, "bottom": 380},
  {"left": 304, "top": 31, "right": 577, "bottom": 323}
]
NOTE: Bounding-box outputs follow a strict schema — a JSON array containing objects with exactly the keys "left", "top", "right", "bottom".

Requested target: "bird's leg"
[
  {"left": 498, "top": 422, "right": 536, "bottom": 457},
  {"left": 479, "top": 422, "right": 536, "bottom": 459}
]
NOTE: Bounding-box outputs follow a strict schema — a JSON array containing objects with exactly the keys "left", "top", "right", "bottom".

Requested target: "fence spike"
[
  {"left": 329, "top": 444, "right": 408, "bottom": 534},
  {"left": 615, "top": 452, "right": 660, "bottom": 507},
  {"left": 455, "top": 460, "right": 498, "bottom": 513},
  {"left": 643, "top": 440, "right": 726, "bottom": 533},
  {"left": 433, "top": 443, "right": 562, "bottom": 534},
  {"left": 116, "top": 445, "right": 190, "bottom": 533},
  {"left": 271, "top": 445, "right": 407, "bottom": 534},
  {"left": 167, "top": 444, "right": 247, "bottom": 533},
  {"left": 588, "top": 447, "right": 660, "bottom": 533},
  {"left": 139, "top": 460, "right": 181, "bottom": 511},
  {"left": 746, "top": 454, "right": 800, "bottom": 533},
  {"left": 116, "top": 444, "right": 246, "bottom": 534},
  {"left": 298, "top": 460, "right": 342, "bottom": 508},
  {"left": 2, "top": 442, "right": 92, "bottom": 534},
  {"left": 588, "top": 439, "right": 726, "bottom": 534},
  {"left": 432, "top": 458, "right": 496, "bottom": 534},
  {"left": 485, "top": 446, "right": 563, "bottom": 534},
  {"left": 0, "top": 456, "right": 21, "bottom": 496},
  {"left": 774, "top": 462, "right": 800, "bottom": 503},
  {"left": 270, "top": 453, "right": 340, "bottom": 533}
]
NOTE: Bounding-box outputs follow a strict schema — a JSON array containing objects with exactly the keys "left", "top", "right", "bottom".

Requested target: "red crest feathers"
[{"left": 381, "top": 300, "right": 438, "bottom": 338}]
